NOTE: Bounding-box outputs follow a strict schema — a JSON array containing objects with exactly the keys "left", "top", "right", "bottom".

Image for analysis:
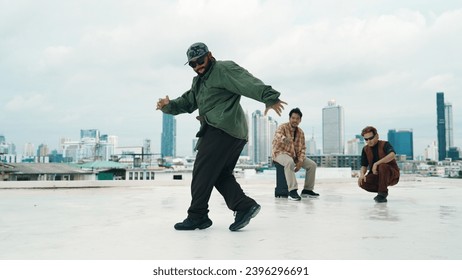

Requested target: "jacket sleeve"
[
  {"left": 273, "top": 125, "right": 287, "bottom": 143},
  {"left": 161, "top": 89, "right": 198, "bottom": 115},
  {"left": 218, "top": 61, "right": 281, "bottom": 106},
  {"left": 296, "top": 130, "right": 306, "bottom": 163},
  {"left": 272, "top": 125, "right": 288, "bottom": 158}
]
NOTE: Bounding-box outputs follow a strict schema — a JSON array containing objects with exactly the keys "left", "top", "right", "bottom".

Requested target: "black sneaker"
[
  {"left": 229, "top": 204, "right": 261, "bottom": 231},
  {"left": 275, "top": 192, "right": 288, "bottom": 198},
  {"left": 174, "top": 216, "right": 213, "bottom": 230},
  {"left": 301, "top": 189, "right": 320, "bottom": 198},
  {"left": 373, "top": 194, "right": 388, "bottom": 203},
  {"left": 288, "top": 190, "right": 301, "bottom": 201}
]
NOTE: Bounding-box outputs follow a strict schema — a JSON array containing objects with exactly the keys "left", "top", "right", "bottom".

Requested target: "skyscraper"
[
  {"left": 322, "top": 100, "right": 344, "bottom": 154},
  {"left": 240, "top": 112, "right": 250, "bottom": 157},
  {"left": 80, "top": 129, "right": 100, "bottom": 160},
  {"left": 80, "top": 129, "right": 100, "bottom": 141},
  {"left": 445, "top": 102, "right": 454, "bottom": 148},
  {"left": 161, "top": 113, "right": 176, "bottom": 157},
  {"left": 36, "top": 144, "right": 50, "bottom": 157},
  {"left": 424, "top": 141, "right": 438, "bottom": 161},
  {"left": 346, "top": 135, "right": 365, "bottom": 155},
  {"left": 143, "top": 139, "right": 152, "bottom": 164},
  {"left": 306, "top": 129, "right": 317, "bottom": 155},
  {"left": 252, "top": 110, "right": 277, "bottom": 164},
  {"left": 387, "top": 129, "right": 414, "bottom": 160},
  {"left": 0, "top": 135, "right": 8, "bottom": 155},
  {"left": 23, "top": 142, "right": 35, "bottom": 157},
  {"left": 436, "top": 92, "right": 446, "bottom": 160}
]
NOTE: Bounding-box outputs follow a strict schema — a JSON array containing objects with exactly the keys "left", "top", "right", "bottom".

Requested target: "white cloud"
[
  {"left": 5, "top": 93, "right": 53, "bottom": 112},
  {"left": 421, "top": 74, "right": 455, "bottom": 91}
]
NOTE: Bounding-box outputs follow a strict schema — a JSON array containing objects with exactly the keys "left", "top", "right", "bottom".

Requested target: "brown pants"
[{"left": 360, "top": 164, "right": 400, "bottom": 194}]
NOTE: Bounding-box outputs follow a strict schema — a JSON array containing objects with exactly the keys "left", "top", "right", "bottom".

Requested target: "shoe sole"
[
  {"left": 174, "top": 220, "right": 213, "bottom": 230},
  {"left": 301, "top": 194, "right": 319, "bottom": 198},
  {"left": 373, "top": 196, "right": 388, "bottom": 203},
  {"left": 197, "top": 220, "right": 213, "bottom": 229},
  {"left": 288, "top": 196, "right": 301, "bottom": 201},
  {"left": 229, "top": 204, "right": 261, "bottom": 231}
]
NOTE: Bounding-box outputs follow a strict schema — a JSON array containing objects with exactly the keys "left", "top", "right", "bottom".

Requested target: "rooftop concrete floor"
[{"left": 0, "top": 175, "right": 461, "bottom": 260}]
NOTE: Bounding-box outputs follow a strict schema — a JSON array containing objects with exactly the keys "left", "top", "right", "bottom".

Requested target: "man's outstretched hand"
[
  {"left": 264, "top": 100, "right": 287, "bottom": 116},
  {"left": 156, "top": 95, "right": 170, "bottom": 110}
]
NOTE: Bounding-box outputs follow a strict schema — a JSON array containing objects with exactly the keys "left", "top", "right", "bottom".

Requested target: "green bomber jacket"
[{"left": 161, "top": 60, "right": 281, "bottom": 140}]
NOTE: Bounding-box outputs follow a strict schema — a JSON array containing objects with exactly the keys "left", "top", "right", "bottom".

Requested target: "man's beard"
[{"left": 197, "top": 61, "right": 213, "bottom": 76}]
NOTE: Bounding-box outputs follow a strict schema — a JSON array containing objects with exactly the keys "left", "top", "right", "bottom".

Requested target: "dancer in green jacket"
[{"left": 157, "top": 42, "right": 286, "bottom": 231}]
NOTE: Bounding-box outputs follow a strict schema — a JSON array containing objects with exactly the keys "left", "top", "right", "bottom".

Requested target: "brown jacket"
[{"left": 363, "top": 140, "right": 400, "bottom": 184}]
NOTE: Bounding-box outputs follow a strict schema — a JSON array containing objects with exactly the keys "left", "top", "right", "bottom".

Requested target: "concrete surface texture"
[{"left": 0, "top": 175, "right": 461, "bottom": 260}]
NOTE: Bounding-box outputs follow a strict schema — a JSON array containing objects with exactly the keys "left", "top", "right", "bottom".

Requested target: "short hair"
[
  {"left": 289, "top": 108, "right": 303, "bottom": 118},
  {"left": 361, "top": 126, "right": 377, "bottom": 136}
]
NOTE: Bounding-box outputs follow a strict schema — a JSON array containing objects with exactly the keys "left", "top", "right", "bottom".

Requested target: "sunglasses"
[
  {"left": 188, "top": 55, "right": 207, "bottom": 68},
  {"left": 364, "top": 134, "right": 376, "bottom": 141}
]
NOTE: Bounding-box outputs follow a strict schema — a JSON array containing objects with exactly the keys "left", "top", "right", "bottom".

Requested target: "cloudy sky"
[{"left": 1, "top": 0, "right": 461, "bottom": 157}]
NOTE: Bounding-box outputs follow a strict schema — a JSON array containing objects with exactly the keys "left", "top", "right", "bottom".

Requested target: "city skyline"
[
  {"left": 1, "top": 101, "right": 458, "bottom": 161},
  {"left": 1, "top": 1, "right": 461, "bottom": 158}
]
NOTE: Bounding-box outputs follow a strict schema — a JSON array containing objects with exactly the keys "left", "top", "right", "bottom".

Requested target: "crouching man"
[{"left": 358, "top": 126, "right": 400, "bottom": 203}]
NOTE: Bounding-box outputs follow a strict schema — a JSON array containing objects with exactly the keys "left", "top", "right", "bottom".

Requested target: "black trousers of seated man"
[{"left": 187, "top": 125, "right": 257, "bottom": 219}]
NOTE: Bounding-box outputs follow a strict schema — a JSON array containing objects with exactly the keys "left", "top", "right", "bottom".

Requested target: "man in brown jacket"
[{"left": 358, "top": 126, "right": 400, "bottom": 203}]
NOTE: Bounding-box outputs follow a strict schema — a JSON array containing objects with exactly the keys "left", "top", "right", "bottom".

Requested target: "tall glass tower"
[
  {"left": 436, "top": 92, "right": 446, "bottom": 160},
  {"left": 252, "top": 110, "right": 277, "bottom": 164},
  {"left": 388, "top": 129, "right": 414, "bottom": 160},
  {"left": 161, "top": 114, "right": 176, "bottom": 157},
  {"left": 322, "top": 100, "right": 344, "bottom": 154}
]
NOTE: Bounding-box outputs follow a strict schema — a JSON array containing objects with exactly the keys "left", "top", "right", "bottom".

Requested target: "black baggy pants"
[{"left": 187, "top": 125, "right": 256, "bottom": 219}]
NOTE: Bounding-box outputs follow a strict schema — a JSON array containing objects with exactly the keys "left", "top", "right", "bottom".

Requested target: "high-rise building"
[
  {"left": 252, "top": 110, "right": 277, "bottom": 164},
  {"left": 346, "top": 135, "right": 364, "bottom": 155},
  {"left": 322, "top": 100, "right": 344, "bottom": 154},
  {"left": 447, "top": 147, "right": 460, "bottom": 161},
  {"left": 445, "top": 102, "right": 454, "bottom": 148},
  {"left": 143, "top": 139, "right": 152, "bottom": 164},
  {"left": 37, "top": 144, "right": 50, "bottom": 157},
  {"left": 241, "top": 112, "right": 250, "bottom": 157},
  {"left": 80, "top": 129, "right": 100, "bottom": 142},
  {"left": 388, "top": 129, "right": 414, "bottom": 160},
  {"left": 161, "top": 113, "right": 176, "bottom": 157},
  {"left": 0, "top": 135, "right": 8, "bottom": 154},
  {"left": 23, "top": 143, "right": 35, "bottom": 157},
  {"left": 79, "top": 129, "right": 100, "bottom": 160},
  {"left": 436, "top": 92, "right": 446, "bottom": 160},
  {"left": 424, "top": 141, "right": 438, "bottom": 161},
  {"left": 306, "top": 129, "right": 317, "bottom": 155},
  {"left": 99, "top": 135, "right": 118, "bottom": 161}
]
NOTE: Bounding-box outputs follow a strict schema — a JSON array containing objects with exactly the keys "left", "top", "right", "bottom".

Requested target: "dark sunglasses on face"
[
  {"left": 364, "top": 134, "right": 375, "bottom": 141},
  {"left": 188, "top": 55, "right": 207, "bottom": 68}
]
